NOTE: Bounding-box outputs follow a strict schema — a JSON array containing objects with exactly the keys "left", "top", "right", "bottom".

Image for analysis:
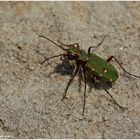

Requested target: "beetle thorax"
[{"left": 69, "top": 46, "right": 79, "bottom": 55}]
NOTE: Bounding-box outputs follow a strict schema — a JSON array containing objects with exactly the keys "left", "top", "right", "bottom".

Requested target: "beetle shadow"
[
  {"left": 87, "top": 77, "right": 113, "bottom": 93},
  {"left": 51, "top": 61, "right": 112, "bottom": 92},
  {"left": 45, "top": 60, "right": 74, "bottom": 79},
  {"left": 54, "top": 60, "right": 75, "bottom": 76}
]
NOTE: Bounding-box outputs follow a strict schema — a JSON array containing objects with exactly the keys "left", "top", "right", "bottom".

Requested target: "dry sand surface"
[{"left": 0, "top": 2, "right": 140, "bottom": 138}]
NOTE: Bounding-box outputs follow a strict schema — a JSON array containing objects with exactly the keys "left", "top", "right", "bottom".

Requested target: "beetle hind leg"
[
  {"left": 106, "top": 55, "right": 140, "bottom": 78},
  {"left": 101, "top": 82, "right": 127, "bottom": 111}
]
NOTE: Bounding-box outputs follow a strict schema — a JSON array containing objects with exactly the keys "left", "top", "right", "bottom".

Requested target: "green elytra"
[
  {"left": 39, "top": 35, "right": 140, "bottom": 115},
  {"left": 69, "top": 47, "right": 118, "bottom": 82}
]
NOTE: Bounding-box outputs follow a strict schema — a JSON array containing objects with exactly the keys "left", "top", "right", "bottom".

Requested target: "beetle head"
[{"left": 63, "top": 46, "right": 79, "bottom": 60}]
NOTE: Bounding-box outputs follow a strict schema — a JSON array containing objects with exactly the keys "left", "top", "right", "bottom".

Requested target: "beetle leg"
[
  {"left": 101, "top": 82, "right": 127, "bottom": 111},
  {"left": 40, "top": 54, "right": 63, "bottom": 64},
  {"left": 57, "top": 40, "right": 80, "bottom": 48},
  {"left": 106, "top": 55, "right": 113, "bottom": 62},
  {"left": 107, "top": 56, "right": 140, "bottom": 78},
  {"left": 88, "top": 36, "right": 107, "bottom": 55},
  {"left": 62, "top": 64, "right": 79, "bottom": 101},
  {"left": 78, "top": 66, "right": 83, "bottom": 92},
  {"left": 82, "top": 68, "right": 87, "bottom": 115}
]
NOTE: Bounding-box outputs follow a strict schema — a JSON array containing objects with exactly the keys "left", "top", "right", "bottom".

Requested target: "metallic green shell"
[
  {"left": 85, "top": 53, "right": 118, "bottom": 82},
  {"left": 69, "top": 47, "right": 79, "bottom": 54},
  {"left": 68, "top": 47, "right": 118, "bottom": 82}
]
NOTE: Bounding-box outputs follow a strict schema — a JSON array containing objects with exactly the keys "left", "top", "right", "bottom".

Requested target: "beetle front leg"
[
  {"left": 62, "top": 64, "right": 79, "bottom": 101},
  {"left": 107, "top": 56, "right": 140, "bottom": 78},
  {"left": 41, "top": 54, "right": 63, "bottom": 64},
  {"left": 82, "top": 68, "right": 87, "bottom": 115}
]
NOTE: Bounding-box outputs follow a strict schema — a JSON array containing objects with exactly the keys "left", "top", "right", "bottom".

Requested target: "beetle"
[{"left": 39, "top": 35, "right": 140, "bottom": 115}]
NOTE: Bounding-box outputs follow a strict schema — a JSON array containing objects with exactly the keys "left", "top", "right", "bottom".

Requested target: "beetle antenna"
[{"left": 39, "top": 35, "right": 66, "bottom": 51}]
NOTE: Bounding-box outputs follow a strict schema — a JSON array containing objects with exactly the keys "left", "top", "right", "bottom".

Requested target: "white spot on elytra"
[
  {"left": 99, "top": 74, "right": 102, "bottom": 77},
  {"left": 110, "top": 79, "right": 113, "bottom": 82},
  {"left": 92, "top": 69, "right": 95, "bottom": 71},
  {"left": 104, "top": 69, "right": 107, "bottom": 73}
]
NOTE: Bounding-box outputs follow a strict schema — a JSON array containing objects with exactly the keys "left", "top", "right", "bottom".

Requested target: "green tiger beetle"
[{"left": 39, "top": 35, "right": 140, "bottom": 115}]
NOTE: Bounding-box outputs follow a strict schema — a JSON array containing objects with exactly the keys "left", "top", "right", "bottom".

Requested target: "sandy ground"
[{"left": 0, "top": 2, "right": 140, "bottom": 138}]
